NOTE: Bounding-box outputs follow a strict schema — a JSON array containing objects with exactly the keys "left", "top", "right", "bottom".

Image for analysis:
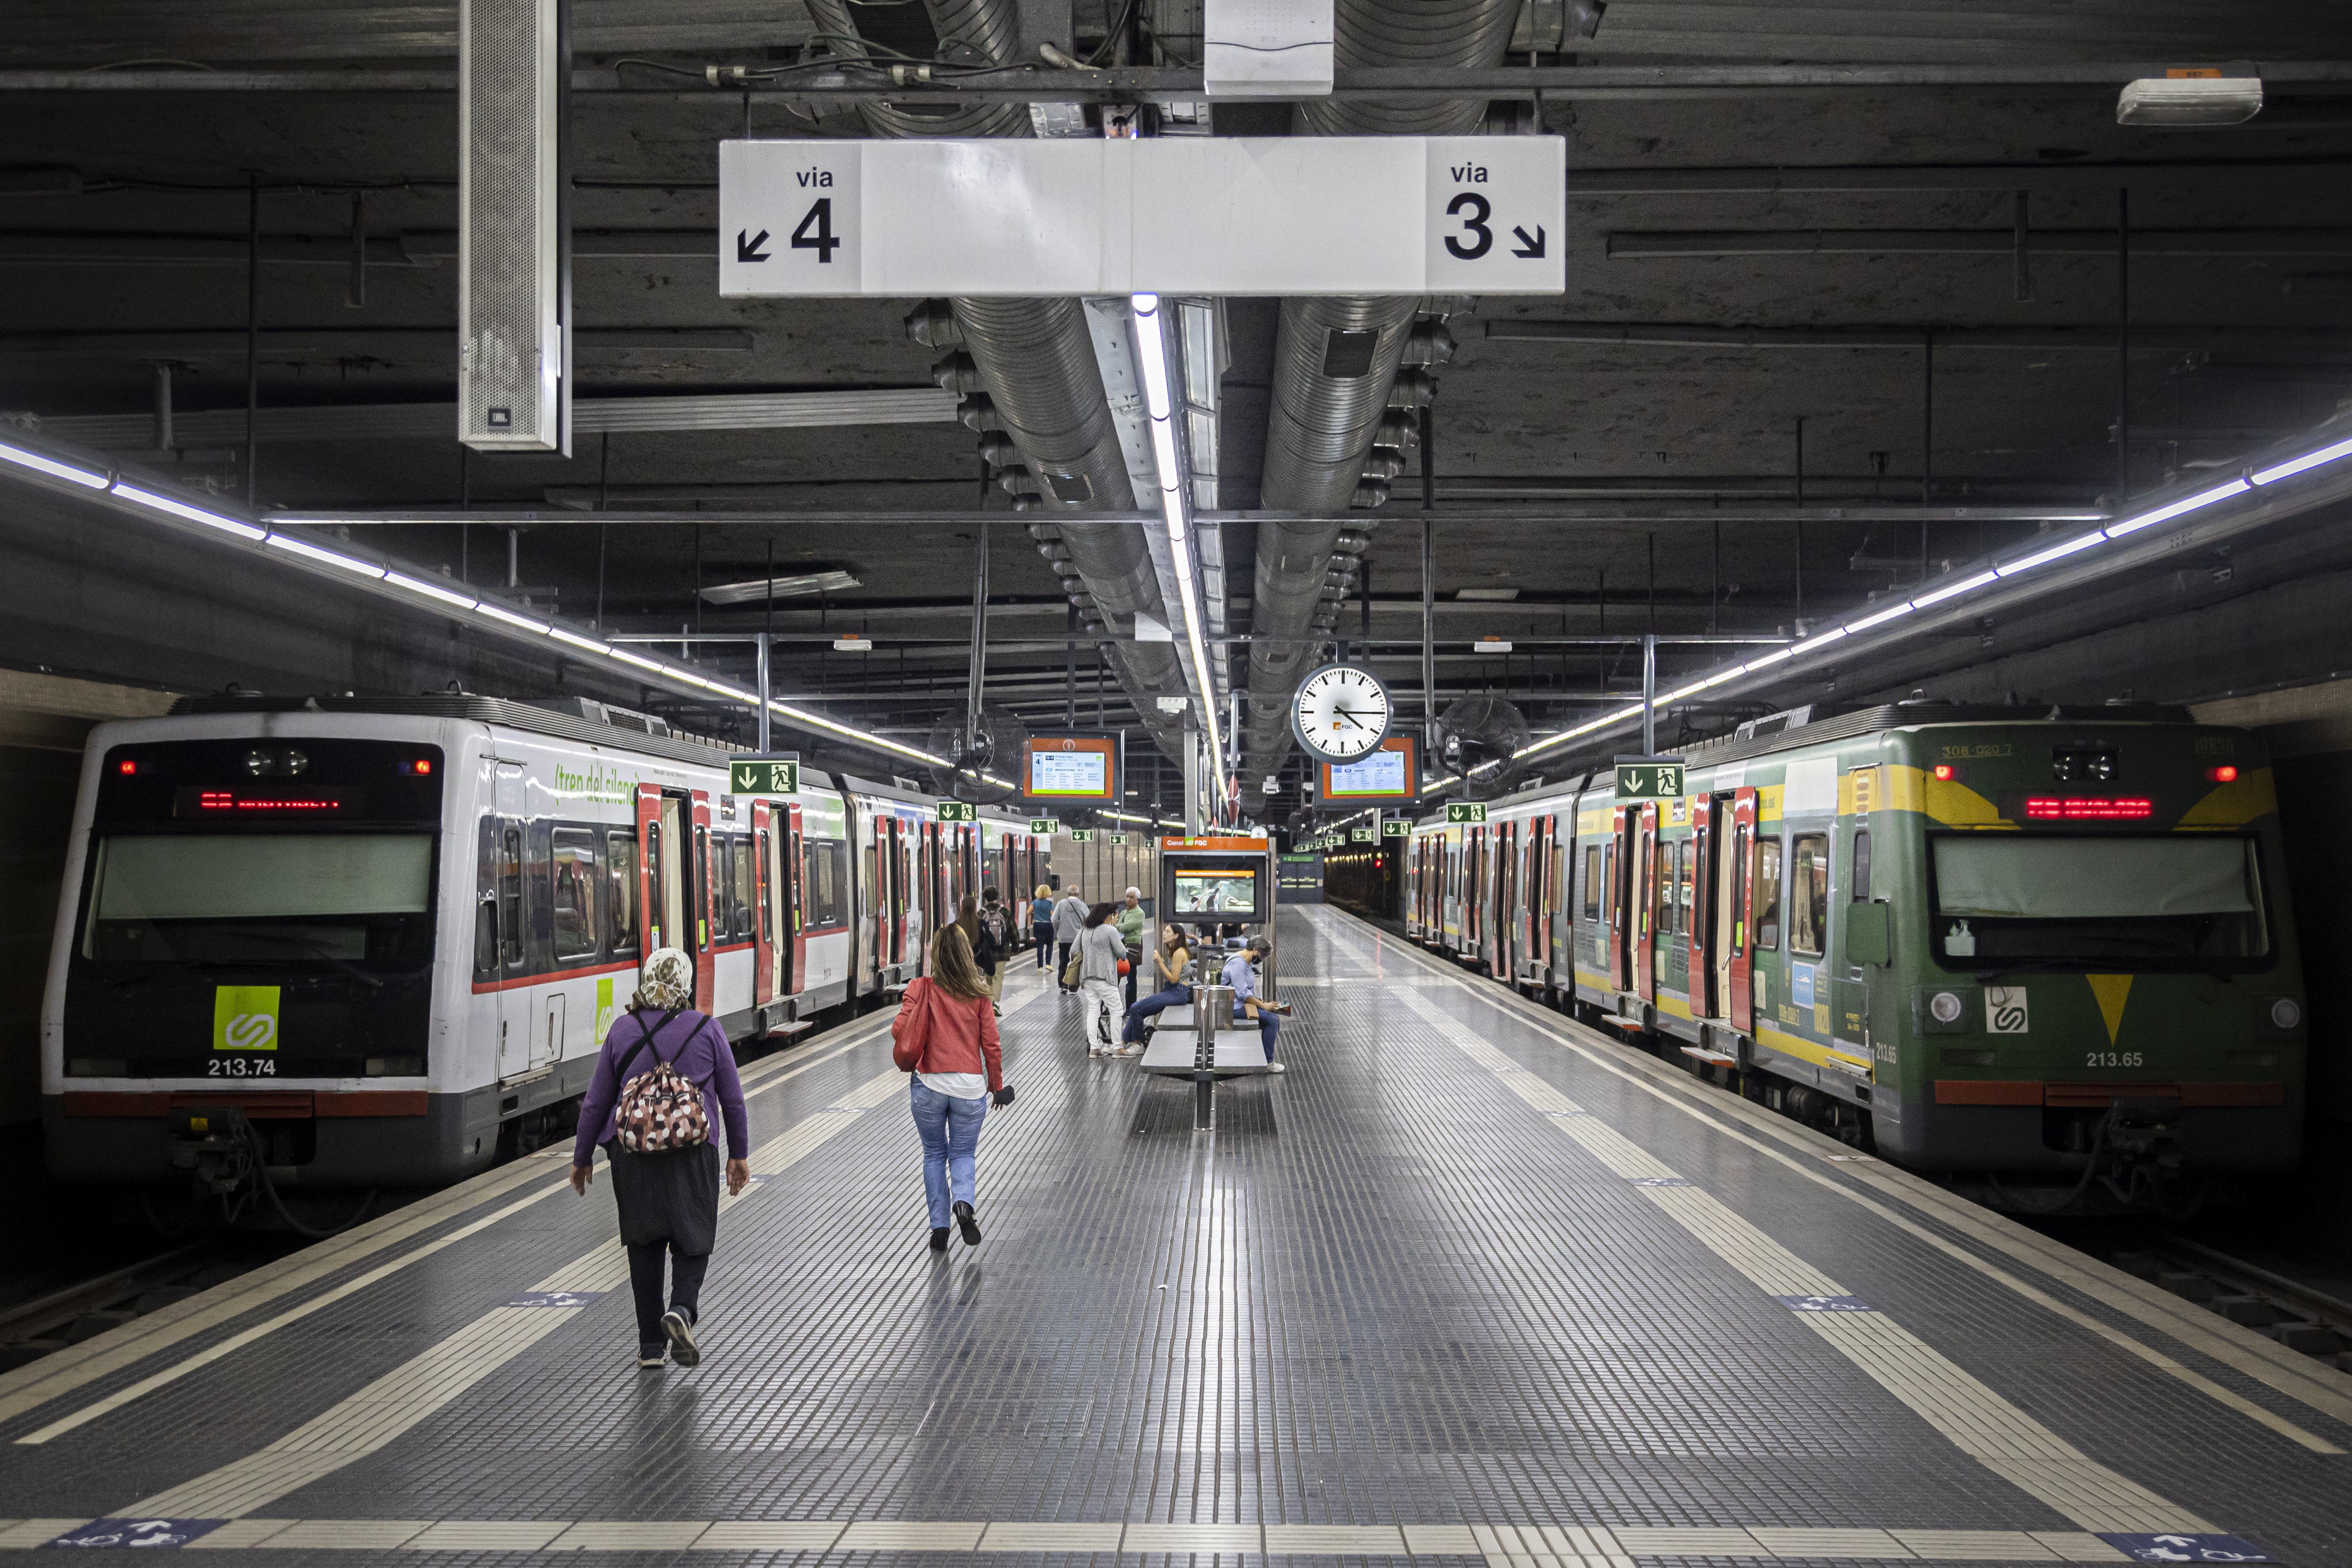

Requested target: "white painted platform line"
[
  {"left": 114, "top": 1066, "right": 908, "bottom": 1522},
  {"left": 0, "top": 1518, "right": 2143, "bottom": 1558},
  {"left": 1314, "top": 906, "right": 2352, "bottom": 1453},
  {"left": 1396, "top": 986, "right": 2217, "bottom": 1538}
]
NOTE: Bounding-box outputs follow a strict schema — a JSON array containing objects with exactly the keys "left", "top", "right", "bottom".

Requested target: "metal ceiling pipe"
[
  {"left": 812, "top": 0, "right": 1192, "bottom": 758},
  {"left": 1239, "top": 0, "right": 1522, "bottom": 789}
]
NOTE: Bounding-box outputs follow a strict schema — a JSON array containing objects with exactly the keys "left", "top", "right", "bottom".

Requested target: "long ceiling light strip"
[
  {"left": 1492, "top": 426, "right": 2352, "bottom": 775},
  {"left": 1131, "top": 292, "right": 1228, "bottom": 788},
  {"left": 0, "top": 435, "right": 947, "bottom": 770}
]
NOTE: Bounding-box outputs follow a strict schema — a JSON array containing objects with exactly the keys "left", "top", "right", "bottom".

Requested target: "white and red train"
[{"left": 40, "top": 695, "right": 1067, "bottom": 1190}]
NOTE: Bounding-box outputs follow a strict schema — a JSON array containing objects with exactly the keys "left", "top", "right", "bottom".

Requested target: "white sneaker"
[{"left": 1265, "top": 1062, "right": 1286, "bottom": 1074}]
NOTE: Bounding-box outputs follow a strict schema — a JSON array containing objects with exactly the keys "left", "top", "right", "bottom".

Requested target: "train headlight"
[
  {"left": 2270, "top": 997, "right": 2302, "bottom": 1030},
  {"left": 1929, "top": 990, "right": 1964, "bottom": 1025}
]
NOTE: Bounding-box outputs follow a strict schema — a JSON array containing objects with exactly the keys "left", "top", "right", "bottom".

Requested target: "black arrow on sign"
[
  {"left": 736, "top": 228, "right": 772, "bottom": 263},
  {"left": 1511, "top": 224, "right": 1547, "bottom": 259}
]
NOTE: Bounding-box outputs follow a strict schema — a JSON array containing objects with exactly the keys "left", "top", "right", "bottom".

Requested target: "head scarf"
[{"left": 635, "top": 947, "right": 694, "bottom": 1012}]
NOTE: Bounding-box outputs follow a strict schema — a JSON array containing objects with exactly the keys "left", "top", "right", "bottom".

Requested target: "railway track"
[
  {"left": 0, "top": 1241, "right": 288, "bottom": 1373},
  {"left": 2110, "top": 1233, "right": 2352, "bottom": 1374}
]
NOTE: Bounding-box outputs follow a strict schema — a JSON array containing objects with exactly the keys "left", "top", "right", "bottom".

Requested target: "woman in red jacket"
[{"left": 894, "top": 923, "right": 1016, "bottom": 1252}]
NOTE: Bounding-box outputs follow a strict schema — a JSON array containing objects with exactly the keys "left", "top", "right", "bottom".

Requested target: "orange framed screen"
[
  {"left": 1320, "top": 736, "right": 1418, "bottom": 803},
  {"left": 1023, "top": 735, "right": 1118, "bottom": 801}
]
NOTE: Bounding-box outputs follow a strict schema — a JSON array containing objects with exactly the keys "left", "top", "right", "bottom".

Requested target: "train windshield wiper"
[{"left": 234, "top": 931, "right": 387, "bottom": 989}]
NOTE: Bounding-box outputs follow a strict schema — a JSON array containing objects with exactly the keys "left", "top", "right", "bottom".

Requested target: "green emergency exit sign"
[
  {"left": 1446, "top": 803, "right": 1487, "bottom": 824},
  {"left": 728, "top": 758, "right": 799, "bottom": 795},
  {"left": 1382, "top": 819, "right": 1410, "bottom": 837},
  {"left": 1614, "top": 759, "right": 1686, "bottom": 799},
  {"left": 1070, "top": 828, "right": 1096, "bottom": 842},
  {"left": 936, "top": 800, "right": 977, "bottom": 822},
  {"left": 1029, "top": 818, "right": 1057, "bottom": 834}
]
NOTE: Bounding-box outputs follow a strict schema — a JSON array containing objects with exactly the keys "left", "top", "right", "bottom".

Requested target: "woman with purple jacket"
[{"left": 569, "top": 948, "right": 751, "bottom": 1370}]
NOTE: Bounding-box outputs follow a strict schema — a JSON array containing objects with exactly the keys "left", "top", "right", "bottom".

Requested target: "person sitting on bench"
[
  {"left": 1122, "top": 924, "right": 1194, "bottom": 1051},
  {"left": 1221, "top": 936, "right": 1291, "bottom": 1073}
]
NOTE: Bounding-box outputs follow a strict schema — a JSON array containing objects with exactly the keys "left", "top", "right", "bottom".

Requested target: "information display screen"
[
  {"left": 1023, "top": 734, "right": 1118, "bottom": 800},
  {"left": 1170, "top": 869, "right": 1261, "bottom": 920},
  {"left": 1029, "top": 748, "right": 1107, "bottom": 796},
  {"left": 1320, "top": 736, "right": 1417, "bottom": 802}
]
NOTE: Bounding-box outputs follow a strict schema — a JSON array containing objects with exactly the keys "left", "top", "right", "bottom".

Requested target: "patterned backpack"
[{"left": 613, "top": 1008, "right": 712, "bottom": 1153}]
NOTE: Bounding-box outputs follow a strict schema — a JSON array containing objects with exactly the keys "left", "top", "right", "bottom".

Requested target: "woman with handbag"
[
  {"left": 894, "top": 923, "right": 1015, "bottom": 1252},
  {"left": 569, "top": 948, "right": 750, "bottom": 1370},
  {"left": 1073, "top": 902, "right": 1127, "bottom": 1058}
]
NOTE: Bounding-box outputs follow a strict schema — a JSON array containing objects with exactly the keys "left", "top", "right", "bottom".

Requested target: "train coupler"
[{"left": 165, "top": 1106, "right": 255, "bottom": 1198}]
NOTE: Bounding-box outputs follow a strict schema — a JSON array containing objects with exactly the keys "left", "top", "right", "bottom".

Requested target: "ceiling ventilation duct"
[
  {"left": 1235, "top": 0, "right": 1521, "bottom": 795},
  {"left": 806, "top": 0, "right": 1195, "bottom": 761}
]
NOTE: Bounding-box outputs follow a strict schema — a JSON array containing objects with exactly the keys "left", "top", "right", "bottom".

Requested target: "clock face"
[{"left": 1290, "top": 663, "right": 1393, "bottom": 763}]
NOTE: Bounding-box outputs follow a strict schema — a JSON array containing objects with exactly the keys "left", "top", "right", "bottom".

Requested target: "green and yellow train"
[{"left": 1405, "top": 702, "right": 2306, "bottom": 1210}]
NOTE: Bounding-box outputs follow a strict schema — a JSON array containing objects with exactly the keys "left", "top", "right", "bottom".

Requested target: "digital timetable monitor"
[
  {"left": 1320, "top": 735, "right": 1418, "bottom": 803},
  {"left": 1022, "top": 734, "right": 1119, "bottom": 801}
]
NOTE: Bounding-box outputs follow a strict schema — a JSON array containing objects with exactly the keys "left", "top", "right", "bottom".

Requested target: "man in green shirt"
[{"left": 1116, "top": 887, "right": 1147, "bottom": 1007}]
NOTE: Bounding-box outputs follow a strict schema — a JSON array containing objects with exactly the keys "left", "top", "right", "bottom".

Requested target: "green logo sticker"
[
  {"left": 213, "top": 986, "right": 282, "bottom": 1052},
  {"left": 594, "top": 977, "right": 616, "bottom": 1039}
]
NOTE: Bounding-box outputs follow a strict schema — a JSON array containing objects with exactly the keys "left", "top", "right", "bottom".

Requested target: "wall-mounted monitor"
[
  {"left": 1022, "top": 733, "right": 1119, "bottom": 802},
  {"left": 1167, "top": 865, "right": 1264, "bottom": 921},
  {"left": 1319, "top": 735, "right": 1418, "bottom": 803}
]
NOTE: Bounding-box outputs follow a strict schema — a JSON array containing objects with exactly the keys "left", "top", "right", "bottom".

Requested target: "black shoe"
[
  {"left": 659, "top": 1308, "right": 700, "bottom": 1368},
  {"left": 636, "top": 1345, "right": 666, "bottom": 1368},
  {"left": 952, "top": 1200, "right": 982, "bottom": 1246},
  {"left": 929, "top": 1226, "right": 950, "bottom": 1252}
]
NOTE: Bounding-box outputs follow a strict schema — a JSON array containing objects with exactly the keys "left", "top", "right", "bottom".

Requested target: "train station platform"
[{"left": 2, "top": 906, "right": 2348, "bottom": 1563}]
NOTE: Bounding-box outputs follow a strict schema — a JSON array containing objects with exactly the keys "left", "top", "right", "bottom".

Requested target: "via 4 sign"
[{"left": 719, "top": 137, "right": 1565, "bottom": 298}]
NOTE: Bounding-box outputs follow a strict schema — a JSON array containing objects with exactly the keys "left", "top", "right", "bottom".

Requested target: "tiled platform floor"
[{"left": 2, "top": 906, "right": 2346, "bottom": 1564}]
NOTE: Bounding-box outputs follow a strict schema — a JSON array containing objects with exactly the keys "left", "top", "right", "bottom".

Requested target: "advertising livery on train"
[{"left": 1405, "top": 703, "right": 2306, "bottom": 1208}]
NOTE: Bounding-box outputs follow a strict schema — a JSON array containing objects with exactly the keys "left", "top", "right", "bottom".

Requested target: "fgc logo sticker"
[{"left": 213, "top": 985, "right": 282, "bottom": 1051}]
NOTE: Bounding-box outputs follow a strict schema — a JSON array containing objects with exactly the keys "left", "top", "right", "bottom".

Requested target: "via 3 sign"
[{"left": 719, "top": 137, "right": 1565, "bottom": 297}]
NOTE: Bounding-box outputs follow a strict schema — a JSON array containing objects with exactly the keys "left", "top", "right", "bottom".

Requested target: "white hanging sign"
[{"left": 718, "top": 136, "right": 1566, "bottom": 297}]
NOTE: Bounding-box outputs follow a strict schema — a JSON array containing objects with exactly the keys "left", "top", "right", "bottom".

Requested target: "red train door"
[
  {"left": 1633, "top": 802, "right": 1658, "bottom": 1004},
  {"left": 635, "top": 784, "right": 665, "bottom": 953},
  {"left": 690, "top": 792, "right": 715, "bottom": 1012},
  {"left": 1729, "top": 788, "right": 1758, "bottom": 1032},
  {"left": 1606, "top": 806, "right": 1628, "bottom": 990},
  {"left": 787, "top": 804, "right": 806, "bottom": 996},
  {"left": 1687, "top": 795, "right": 1713, "bottom": 1015},
  {"left": 752, "top": 800, "right": 776, "bottom": 1008}
]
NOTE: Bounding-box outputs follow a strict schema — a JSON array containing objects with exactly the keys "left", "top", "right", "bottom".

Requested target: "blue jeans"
[
  {"left": 1124, "top": 984, "right": 1190, "bottom": 1043},
  {"left": 908, "top": 1078, "right": 988, "bottom": 1229},
  {"left": 1234, "top": 1008, "right": 1279, "bottom": 1062},
  {"left": 1032, "top": 924, "right": 1053, "bottom": 967}
]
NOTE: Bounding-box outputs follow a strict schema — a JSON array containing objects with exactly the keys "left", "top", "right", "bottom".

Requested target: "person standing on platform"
[
  {"left": 1121, "top": 922, "right": 1193, "bottom": 1053},
  {"left": 568, "top": 947, "right": 750, "bottom": 1370},
  {"left": 1030, "top": 884, "right": 1055, "bottom": 969},
  {"left": 894, "top": 924, "right": 1015, "bottom": 1252},
  {"left": 1075, "top": 901, "right": 1126, "bottom": 1055},
  {"left": 1052, "top": 886, "right": 1089, "bottom": 993},
  {"left": 976, "top": 887, "right": 1010, "bottom": 1013},
  {"left": 1115, "top": 887, "right": 1147, "bottom": 1008},
  {"left": 1222, "top": 935, "right": 1291, "bottom": 1073}
]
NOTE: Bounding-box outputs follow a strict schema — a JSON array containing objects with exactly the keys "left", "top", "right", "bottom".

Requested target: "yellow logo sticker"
[{"left": 213, "top": 985, "right": 282, "bottom": 1051}]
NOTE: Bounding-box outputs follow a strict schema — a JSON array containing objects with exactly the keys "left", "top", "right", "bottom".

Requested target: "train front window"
[
  {"left": 83, "top": 832, "right": 434, "bottom": 965},
  {"left": 1931, "top": 834, "right": 2269, "bottom": 970}
]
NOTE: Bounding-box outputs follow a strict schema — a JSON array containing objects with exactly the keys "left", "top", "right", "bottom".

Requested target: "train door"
[
  {"left": 493, "top": 761, "right": 530, "bottom": 1080},
  {"left": 1687, "top": 796, "right": 1713, "bottom": 1016},
  {"left": 787, "top": 804, "right": 806, "bottom": 996},
  {"left": 1528, "top": 815, "right": 1550, "bottom": 983},
  {"left": 1493, "top": 821, "right": 1513, "bottom": 976},
  {"left": 1607, "top": 806, "right": 1629, "bottom": 990},
  {"left": 752, "top": 801, "right": 777, "bottom": 1008},
  {"left": 1633, "top": 803, "right": 1658, "bottom": 1004},
  {"left": 1728, "top": 788, "right": 1758, "bottom": 1032},
  {"left": 690, "top": 792, "right": 715, "bottom": 1012},
  {"left": 886, "top": 817, "right": 905, "bottom": 967}
]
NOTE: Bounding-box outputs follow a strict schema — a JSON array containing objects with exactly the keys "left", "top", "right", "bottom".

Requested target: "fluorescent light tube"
[
  {"left": 473, "top": 601, "right": 550, "bottom": 634},
  {"left": 548, "top": 627, "right": 608, "bottom": 655},
  {"left": 1995, "top": 531, "right": 2104, "bottom": 577},
  {"left": 1789, "top": 627, "right": 1851, "bottom": 658},
  {"left": 2251, "top": 433, "right": 2352, "bottom": 487},
  {"left": 1843, "top": 601, "right": 1914, "bottom": 636},
  {"left": 265, "top": 533, "right": 387, "bottom": 578},
  {"left": 2101, "top": 477, "right": 2249, "bottom": 539},
  {"left": 0, "top": 440, "right": 109, "bottom": 490},
  {"left": 384, "top": 571, "right": 480, "bottom": 610},
  {"left": 1908, "top": 569, "right": 1999, "bottom": 610},
  {"left": 113, "top": 482, "right": 267, "bottom": 541}
]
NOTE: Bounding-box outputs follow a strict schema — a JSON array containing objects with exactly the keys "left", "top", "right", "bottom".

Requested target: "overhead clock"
[{"left": 1290, "top": 662, "right": 1393, "bottom": 764}]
